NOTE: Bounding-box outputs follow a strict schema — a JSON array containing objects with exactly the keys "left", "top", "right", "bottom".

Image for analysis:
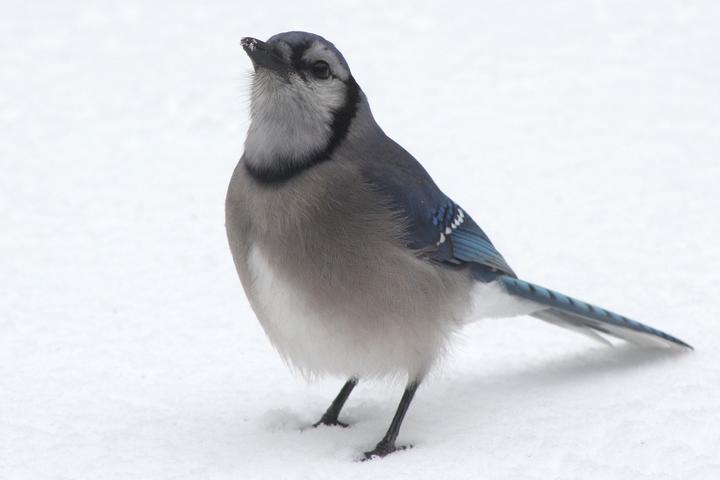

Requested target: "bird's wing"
[
  {"left": 419, "top": 197, "right": 515, "bottom": 276},
  {"left": 361, "top": 139, "right": 515, "bottom": 276},
  {"left": 357, "top": 137, "right": 692, "bottom": 349}
]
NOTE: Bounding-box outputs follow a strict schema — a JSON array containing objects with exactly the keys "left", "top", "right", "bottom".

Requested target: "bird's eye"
[{"left": 311, "top": 60, "right": 331, "bottom": 79}]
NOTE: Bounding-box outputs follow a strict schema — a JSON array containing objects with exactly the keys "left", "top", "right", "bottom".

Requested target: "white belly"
[{"left": 245, "top": 245, "right": 453, "bottom": 379}]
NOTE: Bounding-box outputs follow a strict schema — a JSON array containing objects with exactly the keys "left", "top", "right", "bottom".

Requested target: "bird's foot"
[
  {"left": 312, "top": 416, "right": 349, "bottom": 428},
  {"left": 361, "top": 441, "right": 412, "bottom": 461}
]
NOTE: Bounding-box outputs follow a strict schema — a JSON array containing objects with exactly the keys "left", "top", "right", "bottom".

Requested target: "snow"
[{"left": 2, "top": 0, "right": 720, "bottom": 478}]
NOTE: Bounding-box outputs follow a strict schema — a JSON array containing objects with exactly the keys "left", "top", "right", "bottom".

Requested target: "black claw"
[
  {"left": 360, "top": 380, "right": 420, "bottom": 461},
  {"left": 312, "top": 378, "right": 358, "bottom": 429},
  {"left": 361, "top": 442, "right": 412, "bottom": 461},
  {"left": 312, "top": 417, "right": 350, "bottom": 428}
]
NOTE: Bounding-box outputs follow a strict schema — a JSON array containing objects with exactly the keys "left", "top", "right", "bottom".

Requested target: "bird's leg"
[
  {"left": 313, "top": 377, "right": 358, "bottom": 427},
  {"left": 362, "top": 379, "right": 420, "bottom": 460}
]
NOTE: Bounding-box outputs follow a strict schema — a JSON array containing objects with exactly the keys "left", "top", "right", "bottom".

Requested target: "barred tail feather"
[{"left": 499, "top": 276, "right": 692, "bottom": 349}]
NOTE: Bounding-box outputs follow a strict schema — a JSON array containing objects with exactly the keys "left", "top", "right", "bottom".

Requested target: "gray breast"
[{"left": 225, "top": 158, "right": 474, "bottom": 379}]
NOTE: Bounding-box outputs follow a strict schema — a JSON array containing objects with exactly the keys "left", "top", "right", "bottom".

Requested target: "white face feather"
[{"left": 243, "top": 40, "right": 350, "bottom": 172}]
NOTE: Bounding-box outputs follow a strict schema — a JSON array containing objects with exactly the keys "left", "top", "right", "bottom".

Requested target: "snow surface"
[{"left": 2, "top": 1, "right": 720, "bottom": 478}]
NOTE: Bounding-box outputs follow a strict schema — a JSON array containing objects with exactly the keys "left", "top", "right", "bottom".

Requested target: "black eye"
[{"left": 311, "top": 60, "right": 331, "bottom": 79}]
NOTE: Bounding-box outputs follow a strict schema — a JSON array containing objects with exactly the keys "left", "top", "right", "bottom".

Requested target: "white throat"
[{"left": 244, "top": 71, "right": 345, "bottom": 170}]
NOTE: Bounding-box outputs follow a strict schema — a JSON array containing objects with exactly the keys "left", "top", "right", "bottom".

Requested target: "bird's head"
[{"left": 241, "top": 32, "right": 363, "bottom": 182}]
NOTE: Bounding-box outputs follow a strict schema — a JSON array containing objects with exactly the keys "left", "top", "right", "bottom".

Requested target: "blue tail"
[{"left": 499, "top": 276, "right": 692, "bottom": 349}]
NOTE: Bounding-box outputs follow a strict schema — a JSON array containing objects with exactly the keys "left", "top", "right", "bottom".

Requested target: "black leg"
[
  {"left": 362, "top": 380, "right": 420, "bottom": 460},
  {"left": 313, "top": 377, "right": 358, "bottom": 427}
]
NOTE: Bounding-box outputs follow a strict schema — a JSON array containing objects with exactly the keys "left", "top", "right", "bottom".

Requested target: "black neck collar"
[{"left": 245, "top": 76, "right": 361, "bottom": 184}]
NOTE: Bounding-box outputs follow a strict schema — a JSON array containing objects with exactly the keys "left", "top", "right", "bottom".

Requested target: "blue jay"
[{"left": 225, "top": 31, "right": 691, "bottom": 460}]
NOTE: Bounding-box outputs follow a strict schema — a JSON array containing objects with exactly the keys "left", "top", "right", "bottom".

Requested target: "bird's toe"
[{"left": 360, "top": 442, "right": 412, "bottom": 461}]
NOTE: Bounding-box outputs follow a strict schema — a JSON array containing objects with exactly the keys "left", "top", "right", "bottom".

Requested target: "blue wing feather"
[
  {"left": 356, "top": 133, "right": 691, "bottom": 348},
  {"left": 356, "top": 134, "right": 691, "bottom": 349},
  {"left": 361, "top": 137, "right": 515, "bottom": 276}
]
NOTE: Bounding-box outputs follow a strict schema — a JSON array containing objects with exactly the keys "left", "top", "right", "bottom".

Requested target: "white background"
[{"left": 2, "top": 1, "right": 719, "bottom": 478}]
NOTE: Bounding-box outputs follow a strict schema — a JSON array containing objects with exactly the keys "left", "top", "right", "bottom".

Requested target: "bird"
[{"left": 225, "top": 31, "right": 692, "bottom": 460}]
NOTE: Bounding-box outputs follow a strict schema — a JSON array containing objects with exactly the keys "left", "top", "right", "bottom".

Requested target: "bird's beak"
[{"left": 241, "top": 37, "right": 289, "bottom": 75}]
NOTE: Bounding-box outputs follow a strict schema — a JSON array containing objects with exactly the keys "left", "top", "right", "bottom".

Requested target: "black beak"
[{"left": 241, "top": 37, "right": 288, "bottom": 75}]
